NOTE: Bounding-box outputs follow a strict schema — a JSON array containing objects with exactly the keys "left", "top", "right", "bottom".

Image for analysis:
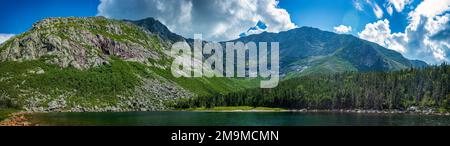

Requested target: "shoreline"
[
  {"left": 180, "top": 106, "right": 450, "bottom": 115},
  {"left": 182, "top": 109, "right": 450, "bottom": 115},
  {"left": 0, "top": 111, "right": 37, "bottom": 126},
  {"left": 1, "top": 108, "right": 449, "bottom": 126}
]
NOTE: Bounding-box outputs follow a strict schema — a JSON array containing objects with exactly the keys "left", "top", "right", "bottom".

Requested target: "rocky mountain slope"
[
  {"left": 0, "top": 17, "right": 254, "bottom": 112},
  {"left": 231, "top": 27, "right": 427, "bottom": 78},
  {"left": 1, "top": 17, "right": 167, "bottom": 69}
]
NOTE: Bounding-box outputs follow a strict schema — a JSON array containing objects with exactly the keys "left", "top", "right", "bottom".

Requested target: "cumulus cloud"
[
  {"left": 97, "top": 0, "right": 297, "bottom": 41},
  {"left": 358, "top": 19, "right": 392, "bottom": 48},
  {"left": 358, "top": 19, "right": 407, "bottom": 53},
  {"left": 359, "top": 0, "right": 450, "bottom": 64},
  {"left": 333, "top": 25, "right": 352, "bottom": 33},
  {"left": 0, "top": 34, "right": 14, "bottom": 44},
  {"left": 408, "top": 0, "right": 450, "bottom": 30}
]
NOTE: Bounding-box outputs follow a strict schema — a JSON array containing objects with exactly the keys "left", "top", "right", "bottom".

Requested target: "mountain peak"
[
  {"left": 297, "top": 26, "right": 321, "bottom": 31},
  {"left": 1, "top": 16, "right": 168, "bottom": 69},
  {"left": 31, "top": 16, "right": 107, "bottom": 30},
  {"left": 126, "top": 17, "right": 185, "bottom": 43},
  {"left": 233, "top": 25, "right": 427, "bottom": 77}
]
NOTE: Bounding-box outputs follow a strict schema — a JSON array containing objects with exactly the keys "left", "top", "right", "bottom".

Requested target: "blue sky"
[
  {"left": 0, "top": 0, "right": 99, "bottom": 34},
  {"left": 0, "top": 0, "right": 449, "bottom": 64},
  {"left": 280, "top": 0, "right": 371, "bottom": 34},
  {"left": 279, "top": 0, "right": 415, "bottom": 34},
  {"left": 0, "top": 0, "right": 413, "bottom": 35}
]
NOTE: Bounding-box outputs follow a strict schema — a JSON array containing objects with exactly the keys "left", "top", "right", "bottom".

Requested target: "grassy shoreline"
[
  {"left": 0, "top": 109, "right": 19, "bottom": 121},
  {"left": 177, "top": 106, "right": 450, "bottom": 115},
  {"left": 0, "top": 109, "right": 36, "bottom": 126},
  {"left": 176, "top": 106, "right": 450, "bottom": 115},
  {"left": 181, "top": 106, "right": 286, "bottom": 112}
]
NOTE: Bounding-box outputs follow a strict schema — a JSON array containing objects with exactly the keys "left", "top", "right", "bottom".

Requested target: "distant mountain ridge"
[
  {"left": 231, "top": 26, "right": 427, "bottom": 77},
  {"left": 128, "top": 19, "right": 427, "bottom": 78}
]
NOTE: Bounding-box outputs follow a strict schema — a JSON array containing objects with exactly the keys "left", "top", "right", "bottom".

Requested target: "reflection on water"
[{"left": 29, "top": 112, "right": 450, "bottom": 126}]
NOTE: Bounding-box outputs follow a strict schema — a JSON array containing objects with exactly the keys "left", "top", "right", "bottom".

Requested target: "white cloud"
[
  {"left": 97, "top": 0, "right": 297, "bottom": 41},
  {"left": 357, "top": 0, "right": 384, "bottom": 18},
  {"left": 333, "top": 25, "right": 352, "bottom": 33},
  {"left": 358, "top": 19, "right": 407, "bottom": 53},
  {"left": 358, "top": 19, "right": 392, "bottom": 48},
  {"left": 387, "top": 0, "right": 413, "bottom": 13},
  {"left": 371, "top": 2, "right": 384, "bottom": 19},
  {"left": 0, "top": 34, "right": 14, "bottom": 45},
  {"left": 386, "top": 5, "right": 394, "bottom": 15},
  {"left": 359, "top": 0, "right": 450, "bottom": 64},
  {"left": 246, "top": 28, "right": 266, "bottom": 36},
  {"left": 353, "top": 0, "right": 364, "bottom": 11},
  {"left": 408, "top": 0, "right": 450, "bottom": 30}
]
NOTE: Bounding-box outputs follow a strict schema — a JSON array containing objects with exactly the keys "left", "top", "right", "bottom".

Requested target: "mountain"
[
  {"left": 231, "top": 27, "right": 427, "bottom": 78},
  {"left": 0, "top": 16, "right": 427, "bottom": 112},
  {"left": 125, "top": 18, "right": 427, "bottom": 78},
  {"left": 0, "top": 17, "right": 255, "bottom": 112},
  {"left": 0, "top": 17, "right": 167, "bottom": 69},
  {"left": 125, "top": 18, "right": 186, "bottom": 43}
]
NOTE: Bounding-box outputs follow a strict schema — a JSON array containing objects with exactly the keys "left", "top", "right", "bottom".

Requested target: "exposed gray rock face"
[
  {"left": 0, "top": 17, "right": 166, "bottom": 69},
  {"left": 18, "top": 76, "right": 195, "bottom": 112}
]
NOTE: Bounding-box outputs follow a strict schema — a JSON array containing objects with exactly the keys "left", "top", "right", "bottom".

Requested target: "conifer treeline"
[{"left": 176, "top": 64, "right": 450, "bottom": 111}]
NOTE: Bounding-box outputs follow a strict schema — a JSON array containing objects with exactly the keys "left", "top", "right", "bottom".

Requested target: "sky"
[{"left": 0, "top": 0, "right": 449, "bottom": 64}]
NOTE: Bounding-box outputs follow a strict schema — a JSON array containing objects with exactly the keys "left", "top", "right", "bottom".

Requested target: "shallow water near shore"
[{"left": 28, "top": 111, "right": 450, "bottom": 126}]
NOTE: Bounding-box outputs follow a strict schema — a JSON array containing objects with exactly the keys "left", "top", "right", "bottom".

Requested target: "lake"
[{"left": 28, "top": 111, "right": 450, "bottom": 126}]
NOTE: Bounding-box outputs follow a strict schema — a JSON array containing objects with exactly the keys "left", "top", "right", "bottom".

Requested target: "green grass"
[
  {"left": 149, "top": 35, "right": 162, "bottom": 51},
  {"left": 184, "top": 106, "right": 286, "bottom": 111},
  {"left": 285, "top": 56, "right": 357, "bottom": 79},
  {"left": 0, "top": 109, "right": 18, "bottom": 121},
  {"left": 0, "top": 38, "right": 13, "bottom": 52},
  {"left": 0, "top": 57, "right": 152, "bottom": 107},
  {"left": 149, "top": 66, "right": 259, "bottom": 96},
  {"left": 146, "top": 56, "right": 260, "bottom": 96}
]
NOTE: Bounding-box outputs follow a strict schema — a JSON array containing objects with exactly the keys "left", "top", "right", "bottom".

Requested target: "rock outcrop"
[{"left": 0, "top": 17, "right": 167, "bottom": 69}]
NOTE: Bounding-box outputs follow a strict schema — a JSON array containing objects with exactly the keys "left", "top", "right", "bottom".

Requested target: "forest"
[{"left": 175, "top": 64, "right": 450, "bottom": 112}]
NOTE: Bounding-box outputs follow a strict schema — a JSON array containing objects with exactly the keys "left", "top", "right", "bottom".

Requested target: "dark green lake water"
[{"left": 29, "top": 112, "right": 450, "bottom": 126}]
